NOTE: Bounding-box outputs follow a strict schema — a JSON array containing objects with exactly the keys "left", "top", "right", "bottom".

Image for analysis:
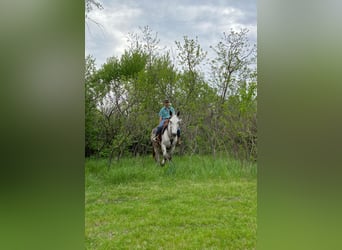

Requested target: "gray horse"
[{"left": 151, "top": 111, "right": 181, "bottom": 166}]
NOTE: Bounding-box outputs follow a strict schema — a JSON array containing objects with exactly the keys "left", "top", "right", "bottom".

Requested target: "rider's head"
[{"left": 163, "top": 99, "right": 170, "bottom": 107}]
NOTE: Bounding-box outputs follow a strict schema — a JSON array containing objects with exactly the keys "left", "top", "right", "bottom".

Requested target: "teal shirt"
[{"left": 159, "top": 106, "right": 175, "bottom": 119}]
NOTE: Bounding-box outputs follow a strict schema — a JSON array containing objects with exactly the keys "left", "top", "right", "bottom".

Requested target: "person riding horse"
[{"left": 152, "top": 99, "right": 181, "bottom": 144}]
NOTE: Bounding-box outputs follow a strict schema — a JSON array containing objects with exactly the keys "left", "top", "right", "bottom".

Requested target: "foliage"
[
  {"left": 210, "top": 28, "right": 256, "bottom": 101},
  {"left": 85, "top": 27, "right": 257, "bottom": 161},
  {"left": 208, "top": 28, "right": 257, "bottom": 160},
  {"left": 85, "top": 0, "right": 103, "bottom": 14}
]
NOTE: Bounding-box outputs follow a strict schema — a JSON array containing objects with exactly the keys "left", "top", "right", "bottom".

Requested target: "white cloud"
[
  {"left": 85, "top": 2, "right": 143, "bottom": 66},
  {"left": 85, "top": 0, "right": 256, "bottom": 68}
]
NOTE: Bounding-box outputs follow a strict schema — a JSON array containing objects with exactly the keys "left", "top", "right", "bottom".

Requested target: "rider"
[{"left": 153, "top": 99, "right": 181, "bottom": 144}]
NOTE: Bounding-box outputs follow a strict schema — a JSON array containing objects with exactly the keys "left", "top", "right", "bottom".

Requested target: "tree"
[
  {"left": 208, "top": 29, "right": 257, "bottom": 160},
  {"left": 210, "top": 28, "right": 256, "bottom": 103},
  {"left": 86, "top": 0, "right": 103, "bottom": 16},
  {"left": 85, "top": 55, "right": 103, "bottom": 157},
  {"left": 85, "top": 27, "right": 257, "bottom": 162},
  {"left": 175, "top": 36, "right": 215, "bottom": 154},
  {"left": 175, "top": 36, "right": 207, "bottom": 103},
  {"left": 85, "top": 0, "right": 103, "bottom": 28},
  {"left": 127, "top": 26, "right": 161, "bottom": 68}
]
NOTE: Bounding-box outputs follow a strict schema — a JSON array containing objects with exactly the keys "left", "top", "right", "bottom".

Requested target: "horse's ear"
[
  {"left": 177, "top": 111, "right": 180, "bottom": 117},
  {"left": 169, "top": 110, "right": 173, "bottom": 116}
]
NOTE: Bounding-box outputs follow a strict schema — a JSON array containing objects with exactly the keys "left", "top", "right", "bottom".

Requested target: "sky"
[{"left": 85, "top": 0, "right": 256, "bottom": 69}]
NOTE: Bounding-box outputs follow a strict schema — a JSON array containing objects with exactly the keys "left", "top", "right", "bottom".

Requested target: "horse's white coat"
[{"left": 151, "top": 112, "right": 181, "bottom": 166}]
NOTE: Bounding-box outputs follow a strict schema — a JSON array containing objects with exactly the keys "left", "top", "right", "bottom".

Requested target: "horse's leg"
[
  {"left": 156, "top": 153, "right": 160, "bottom": 165},
  {"left": 161, "top": 143, "right": 168, "bottom": 166},
  {"left": 153, "top": 146, "right": 158, "bottom": 162},
  {"left": 154, "top": 144, "right": 161, "bottom": 164},
  {"left": 169, "top": 143, "right": 177, "bottom": 161}
]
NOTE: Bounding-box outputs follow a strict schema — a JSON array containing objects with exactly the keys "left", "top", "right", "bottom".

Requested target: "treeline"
[{"left": 85, "top": 26, "right": 257, "bottom": 161}]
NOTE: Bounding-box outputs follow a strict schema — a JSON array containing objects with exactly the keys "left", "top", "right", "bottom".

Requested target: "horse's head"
[{"left": 169, "top": 111, "right": 181, "bottom": 138}]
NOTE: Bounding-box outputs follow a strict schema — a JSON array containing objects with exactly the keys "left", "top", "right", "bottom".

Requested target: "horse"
[{"left": 151, "top": 111, "right": 181, "bottom": 166}]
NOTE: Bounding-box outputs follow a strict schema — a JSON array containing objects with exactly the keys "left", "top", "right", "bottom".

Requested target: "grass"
[{"left": 85, "top": 155, "right": 257, "bottom": 249}]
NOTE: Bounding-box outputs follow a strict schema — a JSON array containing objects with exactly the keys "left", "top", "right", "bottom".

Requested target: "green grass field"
[{"left": 85, "top": 155, "right": 257, "bottom": 249}]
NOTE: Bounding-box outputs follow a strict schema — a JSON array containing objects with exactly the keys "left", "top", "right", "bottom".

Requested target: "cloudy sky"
[{"left": 85, "top": 0, "right": 256, "bottom": 69}]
